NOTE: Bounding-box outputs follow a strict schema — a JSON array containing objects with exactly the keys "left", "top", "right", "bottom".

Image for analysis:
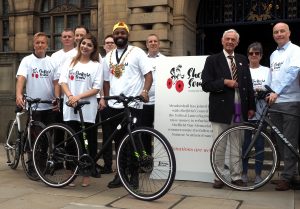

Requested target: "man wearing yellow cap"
[{"left": 101, "top": 21, "right": 153, "bottom": 188}]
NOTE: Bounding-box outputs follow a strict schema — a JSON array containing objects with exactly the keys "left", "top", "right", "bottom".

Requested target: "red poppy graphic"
[
  {"left": 175, "top": 80, "right": 184, "bottom": 93},
  {"left": 32, "top": 73, "right": 34, "bottom": 77},
  {"left": 70, "top": 75, "right": 74, "bottom": 80},
  {"left": 35, "top": 74, "right": 39, "bottom": 78},
  {"left": 167, "top": 78, "right": 172, "bottom": 89}
]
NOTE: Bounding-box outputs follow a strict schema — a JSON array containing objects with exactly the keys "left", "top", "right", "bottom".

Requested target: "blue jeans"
[{"left": 242, "top": 121, "right": 264, "bottom": 175}]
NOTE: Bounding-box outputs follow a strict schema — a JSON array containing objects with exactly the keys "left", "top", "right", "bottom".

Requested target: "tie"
[{"left": 228, "top": 56, "right": 238, "bottom": 81}]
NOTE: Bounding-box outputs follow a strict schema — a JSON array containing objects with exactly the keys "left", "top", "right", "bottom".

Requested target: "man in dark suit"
[{"left": 201, "top": 29, "right": 256, "bottom": 189}]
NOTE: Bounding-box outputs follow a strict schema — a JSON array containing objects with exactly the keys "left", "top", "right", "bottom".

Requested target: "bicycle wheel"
[
  {"left": 117, "top": 127, "right": 176, "bottom": 201},
  {"left": 211, "top": 124, "right": 279, "bottom": 191},
  {"left": 5, "top": 120, "right": 21, "bottom": 169},
  {"left": 33, "top": 123, "right": 82, "bottom": 187},
  {"left": 21, "top": 121, "right": 46, "bottom": 181}
]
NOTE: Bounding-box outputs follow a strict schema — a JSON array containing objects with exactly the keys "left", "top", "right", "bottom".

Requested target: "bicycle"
[
  {"left": 210, "top": 85, "right": 300, "bottom": 191},
  {"left": 4, "top": 95, "right": 53, "bottom": 181},
  {"left": 32, "top": 94, "right": 176, "bottom": 201}
]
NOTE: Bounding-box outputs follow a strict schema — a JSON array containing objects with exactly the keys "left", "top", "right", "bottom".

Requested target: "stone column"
[{"left": 127, "top": 0, "right": 173, "bottom": 55}]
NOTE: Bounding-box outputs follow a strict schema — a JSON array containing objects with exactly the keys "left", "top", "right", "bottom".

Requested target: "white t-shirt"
[
  {"left": 16, "top": 54, "right": 57, "bottom": 110},
  {"left": 270, "top": 42, "right": 300, "bottom": 103},
  {"left": 145, "top": 52, "right": 166, "bottom": 105},
  {"left": 51, "top": 48, "right": 77, "bottom": 80},
  {"left": 59, "top": 60, "right": 103, "bottom": 123},
  {"left": 103, "top": 45, "right": 152, "bottom": 108},
  {"left": 250, "top": 65, "right": 271, "bottom": 120}
]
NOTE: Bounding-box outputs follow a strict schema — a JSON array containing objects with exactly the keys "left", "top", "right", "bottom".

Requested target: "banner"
[{"left": 155, "top": 56, "right": 214, "bottom": 182}]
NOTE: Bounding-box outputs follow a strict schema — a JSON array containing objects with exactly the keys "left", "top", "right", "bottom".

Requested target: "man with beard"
[{"left": 100, "top": 21, "right": 153, "bottom": 188}]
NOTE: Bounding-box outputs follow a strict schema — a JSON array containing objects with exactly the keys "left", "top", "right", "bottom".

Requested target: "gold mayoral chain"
[{"left": 109, "top": 46, "right": 135, "bottom": 78}]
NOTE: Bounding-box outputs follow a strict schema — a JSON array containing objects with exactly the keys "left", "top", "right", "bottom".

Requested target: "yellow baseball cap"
[{"left": 112, "top": 21, "right": 129, "bottom": 33}]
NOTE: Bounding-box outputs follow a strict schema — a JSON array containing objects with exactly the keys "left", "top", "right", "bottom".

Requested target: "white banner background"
[{"left": 154, "top": 56, "right": 214, "bottom": 182}]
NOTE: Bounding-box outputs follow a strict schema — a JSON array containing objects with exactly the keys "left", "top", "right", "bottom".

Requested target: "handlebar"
[
  {"left": 104, "top": 94, "right": 145, "bottom": 106},
  {"left": 256, "top": 85, "right": 275, "bottom": 100},
  {"left": 16, "top": 94, "right": 54, "bottom": 112},
  {"left": 65, "top": 94, "right": 144, "bottom": 114}
]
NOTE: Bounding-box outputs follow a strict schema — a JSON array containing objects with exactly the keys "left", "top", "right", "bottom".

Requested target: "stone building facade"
[
  {"left": 0, "top": 0, "right": 300, "bottom": 141},
  {"left": 0, "top": 0, "right": 200, "bottom": 141}
]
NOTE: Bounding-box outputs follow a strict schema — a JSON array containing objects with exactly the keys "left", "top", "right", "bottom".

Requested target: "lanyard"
[{"left": 115, "top": 46, "right": 128, "bottom": 64}]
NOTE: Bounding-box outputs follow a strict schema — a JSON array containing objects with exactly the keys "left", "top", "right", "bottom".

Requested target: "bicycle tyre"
[
  {"left": 5, "top": 120, "right": 21, "bottom": 169},
  {"left": 33, "top": 123, "right": 82, "bottom": 187},
  {"left": 211, "top": 124, "right": 279, "bottom": 191},
  {"left": 117, "top": 127, "right": 176, "bottom": 201},
  {"left": 21, "top": 121, "right": 46, "bottom": 181}
]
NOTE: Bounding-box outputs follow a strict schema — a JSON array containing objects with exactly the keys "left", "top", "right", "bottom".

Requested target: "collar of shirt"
[
  {"left": 277, "top": 41, "right": 291, "bottom": 51},
  {"left": 147, "top": 52, "right": 160, "bottom": 58},
  {"left": 223, "top": 49, "right": 235, "bottom": 58}
]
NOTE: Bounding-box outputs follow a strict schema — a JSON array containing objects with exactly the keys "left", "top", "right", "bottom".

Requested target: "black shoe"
[
  {"left": 107, "top": 175, "right": 122, "bottom": 188},
  {"left": 213, "top": 180, "right": 224, "bottom": 189}
]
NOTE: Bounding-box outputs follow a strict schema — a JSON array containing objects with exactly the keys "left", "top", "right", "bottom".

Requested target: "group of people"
[
  {"left": 201, "top": 22, "right": 300, "bottom": 191},
  {"left": 15, "top": 20, "right": 300, "bottom": 192},
  {"left": 15, "top": 22, "right": 164, "bottom": 188}
]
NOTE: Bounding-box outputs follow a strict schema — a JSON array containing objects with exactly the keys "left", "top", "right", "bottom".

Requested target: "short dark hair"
[{"left": 74, "top": 25, "right": 89, "bottom": 34}]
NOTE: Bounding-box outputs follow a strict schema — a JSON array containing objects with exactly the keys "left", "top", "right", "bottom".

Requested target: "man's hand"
[
  {"left": 266, "top": 92, "right": 278, "bottom": 105},
  {"left": 52, "top": 98, "right": 60, "bottom": 112},
  {"left": 16, "top": 94, "right": 25, "bottom": 108},
  {"left": 140, "top": 91, "right": 149, "bottom": 103},
  {"left": 224, "top": 79, "right": 238, "bottom": 88}
]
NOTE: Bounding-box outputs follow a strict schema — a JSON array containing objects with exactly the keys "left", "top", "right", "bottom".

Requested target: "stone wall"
[{"left": 0, "top": 0, "right": 199, "bottom": 142}]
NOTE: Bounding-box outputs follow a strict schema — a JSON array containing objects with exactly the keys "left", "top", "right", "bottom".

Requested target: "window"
[
  {"left": 197, "top": 0, "right": 300, "bottom": 26},
  {"left": 1, "top": 0, "right": 9, "bottom": 51},
  {"left": 40, "top": 0, "right": 92, "bottom": 50}
]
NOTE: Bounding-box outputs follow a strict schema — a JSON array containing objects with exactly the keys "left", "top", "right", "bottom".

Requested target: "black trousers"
[
  {"left": 65, "top": 121, "right": 97, "bottom": 160},
  {"left": 105, "top": 106, "right": 142, "bottom": 151},
  {"left": 32, "top": 109, "right": 57, "bottom": 126},
  {"left": 140, "top": 104, "right": 155, "bottom": 153},
  {"left": 99, "top": 107, "right": 113, "bottom": 169}
]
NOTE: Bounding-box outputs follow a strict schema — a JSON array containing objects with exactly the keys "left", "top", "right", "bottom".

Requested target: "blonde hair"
[{"left": 33, "top": 32, "right": 48, "bottom": 43}]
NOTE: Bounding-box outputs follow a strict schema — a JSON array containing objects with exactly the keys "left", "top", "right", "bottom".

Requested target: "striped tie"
[{"left": 228, "top": 56, "right": 238, "bottom": 81}]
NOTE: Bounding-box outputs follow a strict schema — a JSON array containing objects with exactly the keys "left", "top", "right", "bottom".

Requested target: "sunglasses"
[
  {"left": 105, "top": 42, "right": 114, "bottom": 44},
  {"left": 248, "top": 52, "right": 260, "bottom": 56}
]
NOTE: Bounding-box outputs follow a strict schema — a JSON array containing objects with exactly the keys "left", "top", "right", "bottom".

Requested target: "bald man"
[{"left": 268, "top": 22, "right": 300, "bottom": 191}]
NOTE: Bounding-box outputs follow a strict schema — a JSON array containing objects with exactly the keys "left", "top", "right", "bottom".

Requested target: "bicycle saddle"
[{"left": 72, "top": 101, "right": 90, "bottom": 114}]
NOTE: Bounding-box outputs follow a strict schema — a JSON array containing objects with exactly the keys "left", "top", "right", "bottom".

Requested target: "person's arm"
[
  {"left": 140, "top": 71, "right": 153, "bottom": 102},
  {"left": 103, "top": 81, "right": 110, "bottom": 97},
  {"left": 53, "top": 80, "right": 60, "bottom": 99},
  {"left": 16, "top": 75, "right": 26, "bottom": 107}
]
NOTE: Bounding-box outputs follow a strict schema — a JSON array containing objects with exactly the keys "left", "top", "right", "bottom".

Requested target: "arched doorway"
[{"left": 196, "top": 0, "right": 300, "bottom": 66}]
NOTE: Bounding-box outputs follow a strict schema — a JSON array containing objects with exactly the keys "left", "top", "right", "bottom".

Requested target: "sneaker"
[
  {"left": 242, "top": 174, "right": 248, "bottom": 183},
  {"left": 254, "top": 175, "right": 263, "bottom": 184}
]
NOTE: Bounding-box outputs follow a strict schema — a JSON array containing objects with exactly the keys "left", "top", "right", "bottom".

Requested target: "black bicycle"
[
  {"left": 4, "top": 95, "right": 52, "bottom": 180},
  {"left": 32, "top": 94, "right": 176, "bottom": 201},
  {"left": 210, "top": 85, "right": 300, "bottom": 191}
]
